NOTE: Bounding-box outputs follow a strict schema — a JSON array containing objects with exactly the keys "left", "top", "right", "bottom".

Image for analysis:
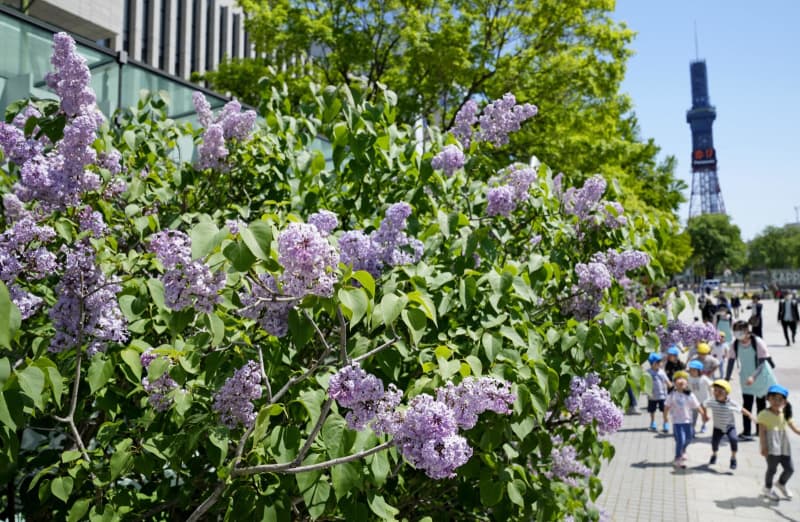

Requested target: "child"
[
  {"left": 664, "top": 346, "right": 685, "bottom": 381},
  {"left": 647, "top": 353, "right": 672, "bottom": 432},
  {"left": 710, "top": 332, "right": 729, "bottom": 379},
  {"left": 702, "top": 379, "right": 755, "bottom": 470},
  {"left": 664, "top": 371, "right": 704, "bottom": 468},
  {"left": 687, "top": 360, "right": 713, "bottom": 433},
  {"left": 689, "top": 342, "right": 720, "bottom": 378},
  {"left": 758, "top": 384, "right": 800, "bottom": 500}
]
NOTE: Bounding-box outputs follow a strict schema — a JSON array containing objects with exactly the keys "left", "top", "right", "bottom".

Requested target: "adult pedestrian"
[
  {"left": 778, "top": 291, "right": 799, "bottom": 346},
  {"left": 731, "top": 294, "right": 742, "bottom": 319},
  {"left": 748, "top": 294, "right": 764, "bottom": 338},
  {"left": 726, "top": 320, "right": 778, "bottom": 439}
]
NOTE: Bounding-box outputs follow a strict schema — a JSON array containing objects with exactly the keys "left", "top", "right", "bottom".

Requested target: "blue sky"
[{"left": 612, "top": 1, "right": 800, "bottom": 240}]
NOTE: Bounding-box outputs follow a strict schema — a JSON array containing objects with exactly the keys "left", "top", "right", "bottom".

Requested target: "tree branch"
[{"left": 353, "top": 337, "right": 398, "bottom": 363}]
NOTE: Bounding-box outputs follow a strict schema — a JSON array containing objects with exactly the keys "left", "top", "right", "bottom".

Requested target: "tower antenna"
[{"left": 694, "top": 21, "right": 699, "bottom": 60}]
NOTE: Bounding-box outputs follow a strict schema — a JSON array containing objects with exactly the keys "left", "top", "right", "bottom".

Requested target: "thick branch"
[{"left": 353, "top": 337, "right": 398, "bottom": 363}]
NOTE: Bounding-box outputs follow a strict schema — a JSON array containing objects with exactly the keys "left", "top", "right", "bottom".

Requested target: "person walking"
[
  {"left": 703, "top": 379, "right": 755, "bottom": 470},
  {"left": 726, "top": 320, "right": 777, "bottom": 439},
  {"left": 731, "top": 294, "right": 742, "bottom": 319},
  {"left": 758, "top": 385, "right": 800, "bottom": 500},
  {"left": 778, "top": 291, "right": 799, "bottom": 346},
  {"left": 748, "top": 294, "right": 764, "bottom": 338},
  {"left": 664, "top": 371, "right": 704, "bottom": 468}
]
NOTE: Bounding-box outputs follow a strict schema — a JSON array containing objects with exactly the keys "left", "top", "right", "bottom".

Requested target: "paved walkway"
[{"left": 599, "top": 297, "right": 800, "bottom": 522}]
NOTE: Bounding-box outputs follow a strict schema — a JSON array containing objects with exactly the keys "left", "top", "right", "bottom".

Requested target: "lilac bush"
[{"left": 213, "top": 361, "right": 263, "bottom": 429}]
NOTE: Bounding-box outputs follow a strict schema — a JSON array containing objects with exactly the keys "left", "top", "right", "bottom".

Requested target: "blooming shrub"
[{"left": 0, "top": 33, "right": 681, "bottom": 521}]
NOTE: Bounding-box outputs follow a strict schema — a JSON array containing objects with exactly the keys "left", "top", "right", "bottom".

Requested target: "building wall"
[{"left": 1, "top": 0, "right": 251, "bottom": 80}]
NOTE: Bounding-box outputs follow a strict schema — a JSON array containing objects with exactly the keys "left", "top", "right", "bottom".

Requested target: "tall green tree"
[
  {"left": 686, "top": 214, "right": 746, "bottom": 278},
  {"left": 747, "top": 225, "right": 800, "bottom": 270}
]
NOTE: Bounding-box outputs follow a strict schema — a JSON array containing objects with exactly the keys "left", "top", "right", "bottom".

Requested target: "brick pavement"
[{"left": 599, "top": 298, "right": 800, "bottom": 522}]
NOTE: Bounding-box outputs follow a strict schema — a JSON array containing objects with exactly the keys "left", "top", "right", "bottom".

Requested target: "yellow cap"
[
  {"left": 697, "top": 342, "right": 711, "bottom": 355},
  {"left": 673, "top": 370, "right": 689, "bottom": 381},
  {"left": 712, "top": 379, "right": 731, "bottom": 394}
]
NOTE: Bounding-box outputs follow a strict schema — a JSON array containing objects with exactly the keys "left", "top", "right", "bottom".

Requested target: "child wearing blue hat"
[
  {"left": 758, "top": 384, "right": 800, "bottom": 500},
  {"left": 664, "top": 345, "right": 685, "bottom": 382},
  {"left": 688, "top": 360, "right": 713, "bottom": 433},
  {"left": 647, "top": 353, "right": 672, "bottom": 432}
]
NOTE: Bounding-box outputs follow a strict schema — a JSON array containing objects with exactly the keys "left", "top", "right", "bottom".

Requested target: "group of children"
[{"left": 645, "top": 341, "right": 799, "bottom": 500}]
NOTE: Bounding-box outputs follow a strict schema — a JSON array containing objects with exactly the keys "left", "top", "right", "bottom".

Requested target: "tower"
[{"left": 686, "top": 60, "right": 725, "bottom": 217}]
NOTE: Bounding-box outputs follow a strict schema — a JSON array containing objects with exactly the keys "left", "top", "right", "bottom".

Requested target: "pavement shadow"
[
  {"left": 616, "top": 427, "right": 650, "bottom": 433},
  {"left": 630, "top": 460, "right": 674, "bottom": 469},
  {"left": 712, "top": 496, "right": 799, "bottom": 522}
]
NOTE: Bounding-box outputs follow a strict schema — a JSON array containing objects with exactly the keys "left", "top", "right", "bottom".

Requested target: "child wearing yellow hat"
[
  {"left": 664, "top": 370, "right": 705, "bottom": 468},
  {"left": 702, "top": 379, "right": 756, "bottom": 470},
  {"left": 689, "top": 342, "right": 720, "bottom": 378}
]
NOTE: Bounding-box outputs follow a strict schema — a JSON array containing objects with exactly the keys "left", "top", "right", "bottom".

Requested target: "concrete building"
[{"left": 1, "top": 0, "right": 251, "bottom": 80}]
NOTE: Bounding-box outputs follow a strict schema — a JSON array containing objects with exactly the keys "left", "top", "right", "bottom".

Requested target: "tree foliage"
[
  {"left": 686, "top": 214, "right": 746, "bottom": 277},
  {"left": 747, "top": 224, "right": 800, "bottom": 270}
]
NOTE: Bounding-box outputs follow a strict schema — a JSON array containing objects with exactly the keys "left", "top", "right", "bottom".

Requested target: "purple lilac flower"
[
  {"left": 576, "top": 262, "right": 613, "bottom": 291},
  {"left": 431, "top": 145, "right": 465, "bottom": 177},
  {"left": 507, "top": 166, "right": 537, "bottom": 202},
  {"left": 562, "top": 175, "right": 607, "bottom": 222},
  {"left": 339, "top": 230, "right": 382, "bottom": 278},
  {"left": 277, "top": 223, "right": 339, "bottom": 297},
  {"left": 328, "top": 363, "right": 388, "bottom": 430},
  {"left": 103, "top": 179, "right": 127, "bottom": 199},
  {"left": 225, "top": 219, "right": 243, "bottom": 235},
  {"left": 149, "top": 230, "right": 226, "bottom": 312},
  {"left": 436, "top": 377, "right": 516, "bottom": 430},
  {"left": 49, "top": 241, "right": 128, "bottom": 353},
  {"left": 2, "top": 194, "right": 27, "bottom": 222},
  {"left": 603, "top": 201, "right": 627, "bottom": 228},
  {"left": 238, "top": 274, "right": 293, "bottom": 337},
  {"left": 98, "top": 150, "right": 122, "bottom": 174},
  {"left": 0, "top": 215, "right": 58, "bottom": 316},
  {"left": 213, "top": 361, "right": 263, "bottom": 429},
  {"left": 596, "top": 249, "right": 650, "bottom": 279},
  {"left": 547, "top": 444, "right": 593, "bottom": 487},
  {"left": 656, "top": 320, "right": 718, "bottom": 350},
  {"left": 196, "top": 124, "right": 228, "bottom": 171},
  {"left": 371, "top": 203, "right": 423, "bottom": 267},
  {"left": 308, "top": 210, "right": 339, "bottom": 236},
  {"left": 217, "top": 100, "right": 257, "bottom": 141},
  {"left": 477, "top": 93, "right": 537, "bottom": 147},
  {"left": 11, "top": 105, "right": 42, "bottom": 128},
  {"left": 140, "top": 350, "right": 158, "bottom": 370},
  {"left": 486, "top": 185, "right": 515, "bottom": 217},
  {"left": 9, "top": 284, "right": 43, "bottom": 320},
  {"left": 192, "top": 91, "right": 213, "bottom": 128},
  {"left": 78, "top": 206, "right": 108, "bottom": 238},
  {"left": 143, "top": 372, "right": 179, "bottom": 412},
  {"left": 45, "top": 33, "right": 98, "bottom": 118},
  {"left": 452, "top": 100, "right": 478, "bottom": 148},
  {"left": 0, "top": 123, "right": 42, "bottom": 165},
  {"left": 530, "top": 235, "right": 542, "bottom": 248},
  {"left": 566, "top": 262, "right": 612, "bottom": 320},
  {"left": 565, "top": 374, "right": 623, "bottom": 435}
]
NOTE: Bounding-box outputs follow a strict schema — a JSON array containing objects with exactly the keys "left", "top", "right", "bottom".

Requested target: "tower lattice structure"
[{"left": 686, "top": 60, "right": 725, "bottom": 217}]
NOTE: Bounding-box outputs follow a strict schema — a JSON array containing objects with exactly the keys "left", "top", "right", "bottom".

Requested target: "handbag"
[{"left": 751, "top": 359, "right": 778, "bottom": 398}]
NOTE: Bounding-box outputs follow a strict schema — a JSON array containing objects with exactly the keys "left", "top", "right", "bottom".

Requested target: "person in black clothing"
[
  {"left": 749, "top": 295, "right": 764, "bottom": 338},
  {"left": 778, "top": 291, "right": 799, "bottom": 346},
  {"left": 664, "top": 346, "right": 685, "bottom": 381},
  {"left": 731, "top": 294, "right": 742, "bottom": 319}
]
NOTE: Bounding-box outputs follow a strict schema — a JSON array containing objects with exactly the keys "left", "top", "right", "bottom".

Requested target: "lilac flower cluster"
[
  {"left": 277, "top": 223, "right": 339, "bottom": 297},
  {"left": 238, "top": 273, "right": 293, "bottom": 337},
  {"left": 78, "top": 206, "right": 108, "bottom": 238},
  {"left": 591, "top": 249, "right": 651, "bottom": 279},
  {"left": 148, "top": 230, "right": 226, "bottom": 312},
  {"left": 564, "top": 374, "right": 623, "bottom": 435},
  {"left": 328, "top": 365, "right": 515, "bottom": 479},
  {"left": 431, "top": 145, "right": 465, "bottom": 177},
  {"left": 193, "top": 92, "right": 257, "bottom": 171},
  {"left": 546, "top": 443, "right": 593, "bottom": 488},
  {"left": 656, "top": 320, "right": 718, "bottom": 350},
  {"left": 339, "top": 203, "right": 423, "bottom": 278},
  {"left": 450, "top": 94, "right": 537, "bottom": 149},
  {"left": 560, "top": 174, "right": 628, "bottom": 233},
  {"left": 477, "top": 93, "right": 538, "bottom": 147},
  {"left": 212, "top": 361, "right": 263, "bottom": 429},
  {"left": 486, "top": 165, "right": 538, "bottom": 217},
  {"left": 0, "top": 214, "right": 57, "bottom": 318},
  {"left": 140, "top": 350, "right": 179, "bottom": 412},
  {"left": 49, "top": 241, "right": 128, "bottom": 354},
  {"left": 328, "top": 363, "right": 400, "bottom": 430},
  {"left": 308, "top": 210, "right": 339, "bottom": 236},
  {"left": 45, "top": 33, "right": 99, "bottom": 118},
  {"left": 0, "top": 107, "right": 43, "bottom": 165}
]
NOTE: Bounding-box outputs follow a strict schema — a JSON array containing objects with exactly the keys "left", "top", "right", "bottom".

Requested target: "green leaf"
[
  {"left": 123, "top": 129, "right": 136, "bottom": 150},
  {"left": 322, "top": 414, "right": 349, "bottom": 458},
  {"left": 465, "top": 355, "right": 483, "bottom": 376},
  {"left": 351, "top": 271, "right": 375, "bottom": 297},
  {"left": 480, "top": 473, "right": 504, "bottom": 506},
  {"left": 146, "top": 278, "right": 166, "bottom": 310},
  {"left": 401, "top": 308, "right": 427, "bottom": 345},
  {"left": 68, "top": 498, "right": 91, "bottom": 522},
  {"left": 51, "top": 476, "right": 73, "bottom": 503},
  {"left": 17, "top": 366, "right": 45, "bottom": 410},
  {"left": 507, "top": 479, "right": 525, "bottom": 506},
  {"left": 379, "top": 294, "right": 405, "bottom": 326},
  {"left": 45, "top": 367, "right": 63, "bottom": 408},
  {"left": 0, "top": 281, "right": 21, "bottom": 348},
  {"left": 0, "top": 358, "right": 10, "bottom": 385},
  {"left": 223, "top": 241, "right": 257, "bottom": 272},
  {"left": 190, "top": 222, "right": 221, "bottom": 260},
  {"left": 331, "top": 461, "right": 361, "bottom": 500},
  {"left": 87, "top": 357, "right": 114, "bottom": 394},
  {"left": 338, "top": 287, "right": 369, "bottom": 327},
  {"left": 0, "top": 391, "right": 23, "bottom": 429},
  {"left": 368, "top": 494, "right": 399, "bottom": 521},
  {"left": 369, "top": 450, "right": 390, "bottom": 486},
  {"left": 207, "top": 313, "right": 225, "bottom": 346},
  {"left": 407, "top": 290, "right": 437, "bottom": 326},
  {"left": 240, "top": 220, "right": 273, "bottom": 261},
  {"left": 120, "top": 349, "right": 143, "bottom": 382},
  {"left": 110, "top": 439, "right": 133, "bottom": 479}
]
